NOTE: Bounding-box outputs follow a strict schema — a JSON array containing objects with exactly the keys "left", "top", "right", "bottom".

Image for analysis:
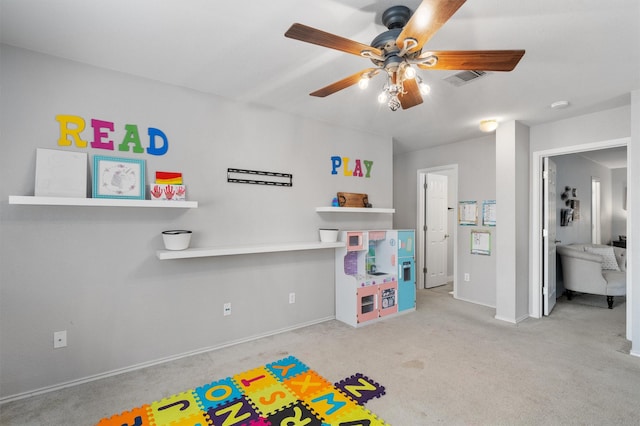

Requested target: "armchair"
[{"left": 556, "top": 244, "right": 626, "bottom": 309}]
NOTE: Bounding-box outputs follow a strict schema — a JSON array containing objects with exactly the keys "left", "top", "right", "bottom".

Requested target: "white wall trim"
[
  {"left": 530, "top": 137, "right": 629, "bottom": 321},
  {"left": 0, "top": 316, "right": 335, "bottom": 405}
]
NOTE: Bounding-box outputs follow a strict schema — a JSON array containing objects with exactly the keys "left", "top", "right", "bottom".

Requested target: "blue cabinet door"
[{"left": 398, "top": 258, "right": 416, "bottom": 311}]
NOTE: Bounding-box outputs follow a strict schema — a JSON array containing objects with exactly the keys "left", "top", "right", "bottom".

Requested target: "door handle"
[{"left": 554, "top": 240, "right": 562, "bottom": 243}]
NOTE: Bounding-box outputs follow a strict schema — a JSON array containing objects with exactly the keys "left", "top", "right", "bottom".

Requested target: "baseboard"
[
  {"left": 0, "top": 316, "right": 335, "bottom": 405},
  {"left": 454, "top": 295, "right": 496, "bottom": 309},
  {"left": 494, "top": 313, "right": 529, "bottom": 324}
]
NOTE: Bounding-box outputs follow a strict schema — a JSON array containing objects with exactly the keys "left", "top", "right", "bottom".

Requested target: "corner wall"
[
  {"left": 393, "top": 136, "right": 497, "bottom": 307},
  {"left": 0, "top": 45, "right": 393, "bottom": 399}
]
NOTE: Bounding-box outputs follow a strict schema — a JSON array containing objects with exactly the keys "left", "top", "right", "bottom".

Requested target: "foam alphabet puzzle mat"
[{"left": 97, "top": 355, "right": 388, "bottom": 425}]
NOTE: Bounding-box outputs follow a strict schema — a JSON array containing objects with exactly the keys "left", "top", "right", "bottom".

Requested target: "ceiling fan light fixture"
[
  {"left": 479, "top": 119, "right": 499, "bottom": 132},
  {"left": 358, "top": 77, "right": 370, "bottom": 90},
  {"left": 417, "top": 77, "right": 430, "bottom": 95},
  {"left": 378, "top": 91, "right": 388, "bottom": 104},
  {"left": 403, "top": 64, "right": 417, "bottom": 79},
  {"left": 388, "top": 95, "right": 401, "bottom": 111}
]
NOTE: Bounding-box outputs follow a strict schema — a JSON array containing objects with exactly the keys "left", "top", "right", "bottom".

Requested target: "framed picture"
[
  {"left": 93, "top": 156, "right": 145, "bottom": 199},
  {"left": 35, "top": 148, "right": 88, "bottom": 198},
  {"left": 471, "top": 229, "right": 491, "bottom": 255},
  {"left": 482, "top": 200, "right": 496, "bottom": 227},
  {"left": 458, "top": 200, "right": 478, "bottom": 226}
]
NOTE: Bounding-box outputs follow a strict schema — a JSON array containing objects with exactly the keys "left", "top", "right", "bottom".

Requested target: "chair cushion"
[{"left": 585, "top": 246, "right": 621, "bottom": 271}]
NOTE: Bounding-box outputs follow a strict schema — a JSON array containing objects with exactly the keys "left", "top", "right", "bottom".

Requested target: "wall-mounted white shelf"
[
  {"left": 8, "top": 195, "right": 198, "bottom": 208},
  {"left": 315, "top": 206, "right": 395, "bottom": 213},
  {"left": 157, "top": 241, "right": 345, "bottom": 260}
]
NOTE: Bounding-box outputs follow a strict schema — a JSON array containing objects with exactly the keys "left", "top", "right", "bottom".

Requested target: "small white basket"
[
  {"left": 319, "top": 228, "right": 339, "bottom": 243},
  {"left": 162, "top": 230, "right": 192, "bottom": 250}
]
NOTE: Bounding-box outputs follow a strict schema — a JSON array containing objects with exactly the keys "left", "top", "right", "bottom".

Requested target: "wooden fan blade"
[
  {"left": 399, "top": 78, "right": 423, "bottom": 109},
  {"left": 417, "top": 50, "right": 525, "bottom": 71},
  {"left": 310, "top": 68, "right": 380, "bottom": 97},
  {"left": 396, "top": 0, "right": 466, "bottom": 53},
  {"left": 285, "top": 23, "right": 383, "bottom": 58}
]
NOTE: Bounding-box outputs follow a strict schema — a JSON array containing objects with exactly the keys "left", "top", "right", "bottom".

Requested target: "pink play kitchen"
[{"left": 335, "top": 229, "right": 416, "bottom": 327}]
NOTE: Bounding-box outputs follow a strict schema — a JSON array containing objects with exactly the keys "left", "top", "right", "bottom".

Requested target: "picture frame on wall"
[{"left": 93, "top": 156, "right": 146, "bottom": 199}]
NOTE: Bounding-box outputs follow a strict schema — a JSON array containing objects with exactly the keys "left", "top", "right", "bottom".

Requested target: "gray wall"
[
  {"left": 393, "top": 135, "right": 497, "bottom": 307},
  {"left": 553, "top": 154, "right": 613, "bottom": 245},
  {"left": 0, "top": 45, "right": 393, "bottom": 399}
]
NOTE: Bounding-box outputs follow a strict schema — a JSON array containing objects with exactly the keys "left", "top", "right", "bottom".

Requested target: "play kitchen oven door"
[
  {"left": 378, "top": 281, "right": 398, "bottom": 317},
  {"left": 356, "top": 286, "right": 378, "bottom": 323}
]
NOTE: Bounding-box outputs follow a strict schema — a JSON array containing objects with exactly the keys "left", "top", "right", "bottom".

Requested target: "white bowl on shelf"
[
  {"left": 162, "top": 230, "right": 192, "bottom": 250},
  {"left": 319, "top": 228, "right": 339, "bottom": 243}
]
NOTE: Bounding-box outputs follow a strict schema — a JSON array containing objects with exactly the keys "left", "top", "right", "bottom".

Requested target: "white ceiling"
[
  {"left": 577, "top": 146, "right": 628, "bottom": 169},
  {"left": 1, "top": 0, "right": 639, "bottom": 154}
]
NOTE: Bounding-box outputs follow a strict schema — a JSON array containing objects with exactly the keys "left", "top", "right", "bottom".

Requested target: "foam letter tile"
[
  {"left": 148, "top": 391, "right": 202, "bottom": 425},
  {"left": 166, "top": 411, "right": 212, "bottom": 426},
  {"left": 334, "top": 374, "right": 385, "bottom": 405},
  {"left": 207, "top": 395, "right": 262, "bottom": 426},
  {"left": 96, "top": 405, "right": 150, "bottom": 426},
  {"left": 266, "top": 355, "right": 309, "bottom": 381},
  {"left": 233, "top": 367, "right": 278, "bottom": 395},
  {"left": 194, "top": 377, "right": 243, "bottom": 410},
  {"left": 303, "top": 389, "right": 359, "bottom": 425},
  {"left": 267, "top": 401, "right": 323, "bottom": 426},
  {"left": 283, "top": 370, "right": 333, "bottom": 399},
  {"left": 246, "top": 382, "right": 298, "bottom": 416},
  {"left": 333, "top": 405, "right": 390, "bottom": 426}
]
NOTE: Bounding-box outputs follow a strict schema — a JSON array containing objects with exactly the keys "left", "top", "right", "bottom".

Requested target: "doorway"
[
  {"left": 417, "top": 165, "right": 458, "bottom": 292},
  {"left": 531, "top": 138, "right": 629, "bottom": 322}
]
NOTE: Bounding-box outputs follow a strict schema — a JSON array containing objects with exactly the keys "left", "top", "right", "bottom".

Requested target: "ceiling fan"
[{"left": 285, "top": 0, "right": 525, "bottom": 111}]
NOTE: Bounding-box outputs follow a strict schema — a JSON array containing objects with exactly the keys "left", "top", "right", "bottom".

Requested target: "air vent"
[{"left": 443, "top": 70, "right": 488, "bottom": 87}]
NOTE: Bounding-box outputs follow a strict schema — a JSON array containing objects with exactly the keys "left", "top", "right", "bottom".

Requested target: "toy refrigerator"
[{"left": 397, "top": 230, "right": 416, "bottom": 312}]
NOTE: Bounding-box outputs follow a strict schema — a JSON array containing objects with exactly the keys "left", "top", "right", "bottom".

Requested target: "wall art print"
[{"left": 93, "top": 156, "right": 146, "bottom": 200}]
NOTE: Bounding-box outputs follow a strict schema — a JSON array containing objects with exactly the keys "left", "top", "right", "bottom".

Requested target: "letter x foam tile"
[{"left": 96, "top": 355, "right": 388, "bottom": 426}]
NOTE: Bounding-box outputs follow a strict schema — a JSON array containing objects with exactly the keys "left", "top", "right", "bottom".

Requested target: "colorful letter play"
[{"left": 97, "top": 355, "right": 388, "bottom": 425}]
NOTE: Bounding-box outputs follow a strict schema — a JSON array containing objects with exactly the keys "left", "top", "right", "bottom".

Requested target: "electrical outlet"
[
  {"left": 289, "top": 292, "right": 296, "bottom": 304},
  {"left": 53, "top": 330, "right": 67, "bottom": 349},
  {"left": 464, "top": 273, "right": 470, "bottom": 282},
  {"left": 223, "top": 302, "right": 231, "bottom": 316}
]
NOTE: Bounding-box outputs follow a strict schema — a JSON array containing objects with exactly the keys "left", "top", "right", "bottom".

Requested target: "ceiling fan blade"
[
  {"left": 285, "top": 23, "right": 383, "bottom": 58},
  {"left": 310, "top": 68, "right": 380, "bottom": 97},
  {"left": 399, "top": 78, "right": 423, "bottom": 109},
  {"left": 396, "top": 0, "right": 466, "bottom": 53},
  {"left": 417, "top": 50, "right": 525, "bottom": 71}
]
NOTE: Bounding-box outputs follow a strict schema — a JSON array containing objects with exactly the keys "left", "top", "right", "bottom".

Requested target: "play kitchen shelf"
[
  {"left": 315, "top": 207, "right": 395, "bottom": 213},
  {"left": 8, "top": 195, "right": 198, "bottom": 208},
  {"left": 157, "top": 241, "right": 345, "bottom": 260}
]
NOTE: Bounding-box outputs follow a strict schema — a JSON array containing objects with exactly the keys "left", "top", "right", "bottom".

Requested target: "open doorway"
[
  {"left": 416, "top": 165, "right": 458, "bottom": 293},
  {"left": 532, "top": 138, "right": 629, "bottom": 321}
]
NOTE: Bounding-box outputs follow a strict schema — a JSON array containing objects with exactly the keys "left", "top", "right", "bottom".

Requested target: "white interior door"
[
  {"left": 543, "top": 157, "right": 558, "bottom": 315},
  {"left": 425, "top": 173, "right": 448, "bottom": 288}
]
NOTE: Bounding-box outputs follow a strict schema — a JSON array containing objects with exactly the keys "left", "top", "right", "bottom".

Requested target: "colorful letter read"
[
  {"left": 97, "top": 356, "right": 388, "bottom": 426},
  {"left": 56, "top": 114, "right": 169, "bottom": 156}
]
